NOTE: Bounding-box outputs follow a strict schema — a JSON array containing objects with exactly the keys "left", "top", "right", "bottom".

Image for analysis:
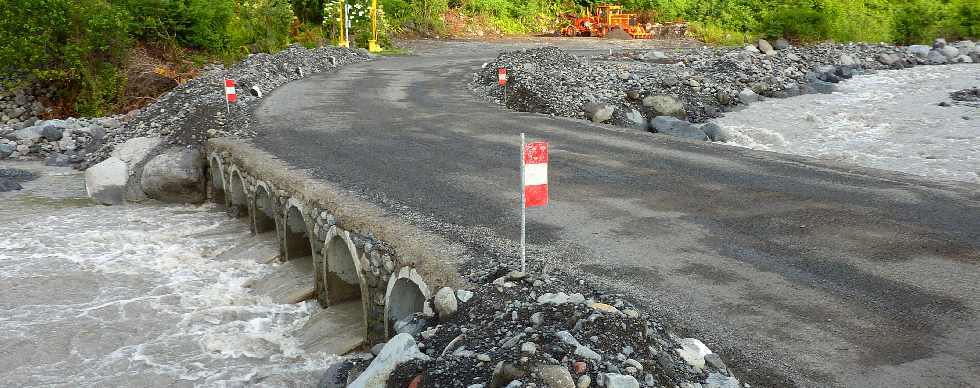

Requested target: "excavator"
[{"left": 560, "top": 3, "right": 686, "bottom": 39}]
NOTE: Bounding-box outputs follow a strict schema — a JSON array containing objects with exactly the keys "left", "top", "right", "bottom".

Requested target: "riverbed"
[
  {"left": 716, "top": 64, "right": 980, "bottom": 185},
  {"left": 0, "top": 163, "right": 335, "bottom": 387}
]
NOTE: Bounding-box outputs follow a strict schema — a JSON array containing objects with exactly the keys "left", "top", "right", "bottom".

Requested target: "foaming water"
[
  {"left": 0, "top": 163, "right": 336, "bottom": 387},
  {"left": 716, "top": 65, "right": 980, "bottom": 185}
]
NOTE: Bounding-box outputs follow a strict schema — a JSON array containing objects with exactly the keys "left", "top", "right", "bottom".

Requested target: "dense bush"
[{"left": 0, "top": 0, "right": 297, "bottom": 116}]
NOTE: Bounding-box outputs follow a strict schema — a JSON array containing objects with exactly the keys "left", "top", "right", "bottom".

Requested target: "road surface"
[{"left": 252, "top": 40, "right": 980, "bottom": 388}]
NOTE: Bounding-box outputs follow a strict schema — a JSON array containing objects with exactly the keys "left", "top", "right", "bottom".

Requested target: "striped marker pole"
[
  {"left": 224, "top": 79, "right": 237, "bottom": 115},
  {"left": 520, "top": 133, "right": 548, "bottom": 273}
]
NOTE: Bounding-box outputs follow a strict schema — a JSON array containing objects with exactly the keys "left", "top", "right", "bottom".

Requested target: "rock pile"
[
  {"left": 0, "top": 84, "right": 54, "bottom": 130},
  {"left": 472, "top": 40, "right": 978, "bottom": 142},
  {"left": 321, "top": 271, "right": 741, "bottom": 388},
  {"left": 0, "top": 167, "right": 35, "bottom": 192}
]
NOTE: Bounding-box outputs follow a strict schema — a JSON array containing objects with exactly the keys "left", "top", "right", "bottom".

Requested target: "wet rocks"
[
  {"left": 84, "top": 157, "right": 128, "bottom": 205},
  {"left": 651, "top": 117, "right": 708, "bottom": 141},
  {"left": 140, "top": 146, "right": 206, "bottom": 203},
  {"left": 536, "top": 364, "right": 575, "bottom": 388},
  {"left": 348, "top": 333, "right": 430, "bottom": 388},
  {"left": 602, "top": 373, "right": 640, "bottom": 388},
  {"left": 927, "top": 49, "right": 948, "bottom": 64},
  {"left": 0, "top": 177, "right": 22, "bottom": 192}
]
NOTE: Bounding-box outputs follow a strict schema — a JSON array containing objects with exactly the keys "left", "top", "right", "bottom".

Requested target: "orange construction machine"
[{"left": 561, "top": 4, "right": 651, "bottom": 39}]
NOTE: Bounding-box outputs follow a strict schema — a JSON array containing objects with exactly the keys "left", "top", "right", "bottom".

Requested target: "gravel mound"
[
  {"left": 471, "top": 41, "right": 978, "bottom": 133},
  {"left": 80, "top": 45, "right": 371, "bottom": 168},
  {"left": 327, "top": 271, "right": 740, "bottom": 388}
]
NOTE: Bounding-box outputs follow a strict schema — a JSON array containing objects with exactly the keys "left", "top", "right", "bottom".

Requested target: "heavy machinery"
[
  {"left": 561, "top": 4, "right": 650, "bottom": 39},
  {"left": 560, "top": 3, "right": 688, "bottom": 39}
]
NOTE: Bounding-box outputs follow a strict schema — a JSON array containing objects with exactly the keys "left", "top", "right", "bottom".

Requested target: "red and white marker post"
[
  {"left": 223, "top": 79, "right": 237, "bottom": 114},
  {"left": 498, "top": 67, "right": 509, "bottom": 104},
  {"left": 520, "top": 133, "right": 548, "bottom": 273}
]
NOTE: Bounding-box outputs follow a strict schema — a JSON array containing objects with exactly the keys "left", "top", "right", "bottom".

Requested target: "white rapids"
[
  {"left": 0, "top": 163, "right": 339, "bottom": 387},
  {"left": 716, "top": 64, "right": 980, "bottom": 185}
]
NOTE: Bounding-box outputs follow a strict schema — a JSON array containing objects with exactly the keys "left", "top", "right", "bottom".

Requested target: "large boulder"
[
  {"left": 433, "top": 286, "right": 458, "bottom": 320},
  {"left": 140, "top": 146, "right": 206, "bottom": 203},
  {"left": 602, "top": 373, "right": 640, "bottom": 388},
  {"left": 927, "top": 49, "right": 948, "bottom": 64},
  {"left": 0, "top": 143, "right": 14, "bottom": 159},
  {"left": 611, "top": 107, "right": 649, "bottom": 130},
  {"left": 41, "top": 125, "right": 64, "bottom": 141},
  {"left": 737, "top": 88, "right": 762, "bottom": 104},
  {"left": 652, "top": 117, "right": 708, "bottom": 141},
  {"left": 85, "top": 157, "right": 128, "bottom": 205},
  {"left": 642, "top": 95, "right": 686, "bottom": 118},
  {"left": 0, "top": 177, "right": 22, "bottom": 192},
  {"left": 535, "top": 365, "right": 574, "bottom": 388},
  {"left": 908, "top": 45, "right": 931, "bottom": 58},
  {"left": 940, "top": 46, "right": 960, "bottom": 60},
  {"left": 757, "top": 39, "right": 775, "bottom": 55},
  {"left": 347, "top": 334, "right": 430, "bottom": 388},
  {"left": 13, "top": 126, "right": 42, "bottom": 141},
  {"left": 773, "top": 38, "right": 791, "bottom": 50},
  {"left": 700, "top": 123, "right": 733, "bottom": 142},
  {"left": 111, "top": 136, "right": 163, "bottom": 165},
  {"left": 955, "top": 40, "right": 976, "bottom": 55}
]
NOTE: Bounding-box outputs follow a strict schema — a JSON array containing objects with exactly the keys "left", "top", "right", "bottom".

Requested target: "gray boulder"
[
  {"left": 744, "top": 45, "right": 760, "bottom": 54},
  {"left": 908, "top": 45, "right": 931, "bottom": 58},
  {"left": 955, "top": 40, "right": 976, "bottom": 55},
  {"left": 877, "top": 53, "right": 898, "bottom": 66},
  {"left": 433, "top": 286, "right": 458, "bottom": 320},
  {"left": 705, "top": 373, "right": 741, "bottom": 388},
  {"left": 954, "top": 54, "right": 974, "bottom": 63},
  {"left": 700, "top": 123, "right": 733, "bottom": 142},
  {"left": 602, "top": 373, "right": 640, "bottom": 388},
  {"left": 41, "top": 125, "right": 63, "bottom": 141},
  {"left": 13, "top": 126, "right": 42, "bottom": 141},
  {"left": 583, "top": 103, "right": 615, "bottom": 123},
  {"left": 347, "top": 334, "right": 430, "bottom": 388},
  {"left": 927, "top": 49, "right": 948, "bottom": 64},
  {"left": 0, "top": 143, "right": 14, "bottom": 158},
  {"left": 738, "top": 88, "right": 762, "bottom": 104},
  {"left": 614, "top": 107, "right": 649, "bottom": 130},
  {"left": 140, "top": 147, "right": 206, "bottom": 203},
  {"left": 941, "top": 46, "right": 960, "bottom": 60},
  {"left": 536, "top": 365, "right": 574, "bottom": 388},
  {"left": 44, "top": 153, "right": 71, "bottom": 167},
  {"left": 933, "top": 38, "right": 947, "bottom": 49},
  {"left": 757, "top": 39, "right": 775, "bottom": 55},
  {"left": 112, "top": 136, "right": 162, "bottom": 166},
  {"left": 774, "top": 38, "right": 791, "bottom": 50},
  {"left": 642, "top": 95, "right": 686, "bottom": 118},
  {"left": 838, "top": 54, "right": 858, "bottom": 66},
  {"left": 0, "top": 177, "right": 22, "bottom": 192},
  {"left": 85, "top": 157, "right": 128, "bottom": 205},
  {"left": 652, "top": 117, "right": 707, "bottom": 141}
]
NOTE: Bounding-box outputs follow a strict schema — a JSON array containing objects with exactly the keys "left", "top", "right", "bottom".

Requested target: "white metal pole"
[{"left": 520, "top": 132, "right": 526, "bottom": 273}]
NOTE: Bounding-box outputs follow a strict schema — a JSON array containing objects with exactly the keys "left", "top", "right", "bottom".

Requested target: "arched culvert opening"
[
  {"left": 324, "top": 233, "right": 365, "bottom": 306},
  {"left": 253, "top": 185, "right": 276, "bottom": 234},
  {"left": 209, "top": 158, "right": 225, "bottom": 205},
  {"left": 384, "top": 268, "right": 429, "bottom": 338},
  {"left": 284, "top": 205, "right": 313, "bottom": 260},
  {"left": 228, "top": 171, "right": 248, "bottom": 218}
]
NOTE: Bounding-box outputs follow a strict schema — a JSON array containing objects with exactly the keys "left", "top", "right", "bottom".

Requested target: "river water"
[
  {"left": 0, "top": 163, "right": 335, "bottom": 387},
  {"left": 716, "top": 65, "right": 980, "bottom": 185}
]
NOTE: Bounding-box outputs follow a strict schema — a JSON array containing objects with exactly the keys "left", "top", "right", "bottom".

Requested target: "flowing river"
[
  {"left": 0, "top": 163, "right": 335, "bottom": 387},
  {"left": 716, "top": 64, "right": 980, "bottom": 185}
]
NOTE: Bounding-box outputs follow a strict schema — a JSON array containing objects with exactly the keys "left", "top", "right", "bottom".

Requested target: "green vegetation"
[{"left": 1, "top": 0, "right": 975, "bottom": 116}]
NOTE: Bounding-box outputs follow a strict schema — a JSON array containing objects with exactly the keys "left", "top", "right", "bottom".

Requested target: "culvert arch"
[
  {"left": 208, "top": 156, "right": 226, "bottom": 205},
  {"left": 228, "top": 169, "right": 248, "bottom": 218},
  {"left": 322, "top": 226, "right": 370, "bottom": 339},
  {"left": 252, "top": 183, "right": 276, "bottom": 234},
  {"left": 282, "top": 200, "right": 314, "bottom": 261},
  {"left": 384, "top": 266, "right": 430, "bottom": 338}
]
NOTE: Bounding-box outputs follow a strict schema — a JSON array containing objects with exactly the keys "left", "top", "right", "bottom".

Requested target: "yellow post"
[
  {"left": 337, "top": 0, "right": 349, "bottom": 48},
  {"left": 368, "top": 0, "right": 382, "bottom": 52}
]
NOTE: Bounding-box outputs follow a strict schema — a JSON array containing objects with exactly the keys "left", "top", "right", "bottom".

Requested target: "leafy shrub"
[{"left": 758, "top": 3, "right": 831, "bottom": 41}]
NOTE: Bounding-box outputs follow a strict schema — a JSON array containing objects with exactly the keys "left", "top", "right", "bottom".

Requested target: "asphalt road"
[{"left": 252, "top": 40, "right": 980, "bottom": 388}]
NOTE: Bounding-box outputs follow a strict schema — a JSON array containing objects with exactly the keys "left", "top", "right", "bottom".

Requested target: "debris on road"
[
  {"left": 322, "top": 271, "right": 741, "bottom": 388},
  {"left": 471, "top": 40, "right": 978, "bottom": 140}
]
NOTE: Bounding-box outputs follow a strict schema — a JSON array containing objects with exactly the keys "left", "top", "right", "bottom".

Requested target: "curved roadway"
[{"left": 252, "top": 40, "right": 980, "bottom": 388}]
